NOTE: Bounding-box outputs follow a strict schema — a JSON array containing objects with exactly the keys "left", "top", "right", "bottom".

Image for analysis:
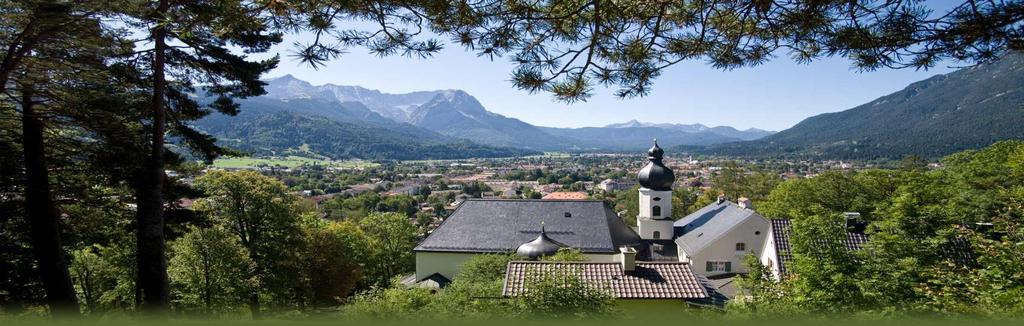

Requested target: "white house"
[{"left": 673, "top": 196, "right": 770, "bottom": 276}]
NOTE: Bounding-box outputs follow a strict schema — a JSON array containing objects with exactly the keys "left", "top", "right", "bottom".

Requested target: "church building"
[{"left": 412, "top": 140, "right": 770, "bottom": 291}]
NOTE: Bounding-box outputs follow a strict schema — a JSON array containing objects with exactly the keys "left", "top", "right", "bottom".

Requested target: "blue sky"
[{"left": 259, "top": 2, "right": 964, "bottom": 131}]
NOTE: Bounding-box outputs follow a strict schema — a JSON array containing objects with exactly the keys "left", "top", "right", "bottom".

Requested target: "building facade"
[{"left": 412, "top": 140, "right": 774, "bottom": 285}]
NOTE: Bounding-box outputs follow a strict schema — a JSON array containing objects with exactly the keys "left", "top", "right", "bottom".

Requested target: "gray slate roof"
[
  {"left": 503, "top": 261, "right": 708, "bottom": 299},
  {"left": 415, "top": 199, "right": 641, "bottom": 253},
  {"left": 674, "top": 200, "right": 766, "bottom": 254},
  {"left": 769, "top": 219, "right": 976, "bottom": 276},
  {"left": 769, "top": 219, "right": 868, "bottom": 276}
]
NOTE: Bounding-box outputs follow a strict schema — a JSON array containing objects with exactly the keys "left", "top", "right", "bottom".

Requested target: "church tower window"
[{"left": 652, "top": 206, "right": 661, "bottom": 217}]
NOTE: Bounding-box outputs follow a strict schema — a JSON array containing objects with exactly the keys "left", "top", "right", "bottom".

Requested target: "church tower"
[{"left": 636, "top": 140, "right": 675, "bottom": 240}]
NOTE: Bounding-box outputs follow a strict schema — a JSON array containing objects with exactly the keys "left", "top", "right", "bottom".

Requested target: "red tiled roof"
[
  {"left": 503, "top": 261, "right": 708, "bottom": 299},
  {"left": 541, "top": 192, "right": 589, "bottom": 200}
]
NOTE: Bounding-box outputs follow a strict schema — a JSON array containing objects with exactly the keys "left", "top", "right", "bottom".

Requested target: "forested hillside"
[
  {"left": 199, "top": 111, "right": 536, "bottom": 160},
  {"left": 704, "top": 53, "right": 1024, "bottom": 159},
  {"left": 194, "top": 94, "right": 537, "bottom": 160}
]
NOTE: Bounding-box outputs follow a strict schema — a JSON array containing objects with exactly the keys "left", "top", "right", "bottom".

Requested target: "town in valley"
[{"left": 3, "top": 0, "right": 1023, "bottom": 322}]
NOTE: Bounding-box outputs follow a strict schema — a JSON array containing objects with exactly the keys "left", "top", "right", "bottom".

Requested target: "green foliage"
[
  {"left": 192, "top": 170, "right": 307, "bottom": 311},
  {"left": 707, "top": 162, "right": 783, "bottom": 205},
  {"left": 731, "top": 254, "right": 794, "bottom": 316},
  {"left": 518, "top": 268, "right": 615, "bottom": 319},
  {"left": 342, "top": 286, "right": 437, "bottom": 319},
  {"left": 358, "top": 213, "right": 418, "bottom": 288},
  {"left": 69, "top": 247, "right": 115, "bottom": 316},
  {"left": 741, "top": 141, "right": 1024, "bottom": 317},
  {"left": 788, "top": 213, "right": 868, "bottom": 313},
  {"left": 341, "top": 252, "right": 613, "bottom": 320},
  {"left": 167, "top": 227, "right": 253, "bottom": 315},
  {"left": 760, "top": 170, "right": 892, "bottom": 221},
  {"left": 672, "top": 188, "right": 700, "bottom": 217},
  {"left": 543, "top": 249, "right": 589, "bottom": 262},
  {"left": 456, "top": 254, "right": 517, "bottom": 286},
  {"left": 301, "top": 220, "right": 369, "bottom": 307},
  {"left": 68, "top": 243, "right": 137, "bottom": 315}
]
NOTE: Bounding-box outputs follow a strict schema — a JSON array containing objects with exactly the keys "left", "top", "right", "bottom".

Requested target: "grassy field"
[{"left": 212, "top": 156, "right": 379, "bottom": 169}]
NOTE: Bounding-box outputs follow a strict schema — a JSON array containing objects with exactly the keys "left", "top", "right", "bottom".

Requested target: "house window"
[
  {"left": 736, "top": 243, "right": 746, "bottom": 251},
  {"left": 653, "top": 231, "right": 661, "bottom": 239},
  {"left": 706, "top": 261, "right": 732, "bottom": 273},
  {"left": 652, "top": 244, "right": 664, "bottom": 253},
  {"left": 652, "top": 206, "right": 661, "bottom": 217}
]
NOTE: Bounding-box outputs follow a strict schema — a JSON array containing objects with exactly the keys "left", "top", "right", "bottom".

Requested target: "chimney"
[
  {"left": 738, "top": 197, "right": 752, "bottom": 209},
  {"left": 716, "top": 194, "right": 727, "bottom": 205},
  {"left": 618, "top": 247, "right": 637, "bottom": 273},
  {"left": 844, "top": 212, "right": 865, "bottom": 232}
]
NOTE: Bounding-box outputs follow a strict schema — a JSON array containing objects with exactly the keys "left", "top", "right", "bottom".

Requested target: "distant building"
[
  {"left": 596, "top": 179, "right": 637, "bottom": 193},
  {"left": 535, "top": 183, "right": 562, "bottom": 194}
]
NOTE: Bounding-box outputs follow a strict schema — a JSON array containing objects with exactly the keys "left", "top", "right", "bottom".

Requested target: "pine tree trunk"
[
  {"left": 249, "top": 292, "right": 260, "bottom": 319},
  {"left": 135, "top": 0, "right": 170, "bottom": 311},
  {"left": 20, "top": 85, "right": 80, "bottom": 316}
]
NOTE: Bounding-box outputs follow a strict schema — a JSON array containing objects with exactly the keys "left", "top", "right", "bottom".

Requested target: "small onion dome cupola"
[
  {"left": 516, "top": 223, "right": 564, "bottom": 260},
  {"left": 637, "top": 139, "right": 675, "bottom": 191}
]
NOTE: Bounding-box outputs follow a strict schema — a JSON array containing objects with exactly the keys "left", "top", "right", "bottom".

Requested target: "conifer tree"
[
  {"left": 300, "top": 1, "right": 1024, "bottom": 102},
  {"left": 118, "top": 0, "right": 280, "bottom": 310}
]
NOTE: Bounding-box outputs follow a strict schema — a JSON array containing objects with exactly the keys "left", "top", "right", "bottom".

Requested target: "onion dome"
[
  {"left": 516, "top": 224, "right": 564, "bottom": 260},
  {"left": 637, "top": 139, "right": 675, "bottom": 191}
]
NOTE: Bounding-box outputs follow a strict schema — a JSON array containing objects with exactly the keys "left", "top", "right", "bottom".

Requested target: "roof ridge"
[
  {"left": 509, "top": 261, "right": 617, "bottom": 264},
  {"left": 412, "top": 199, "right": 471, "bottom": 251},
  {"left": 464, "top": 198, "right": 604, "bottom": 203}
]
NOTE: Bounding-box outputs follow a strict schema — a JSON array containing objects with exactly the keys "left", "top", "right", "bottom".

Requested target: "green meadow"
[{"left": 212, "top": 156, "right": 379, "bottom": 169}]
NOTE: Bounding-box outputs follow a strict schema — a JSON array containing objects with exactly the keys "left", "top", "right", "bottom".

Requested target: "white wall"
[
  {"left": 638, "top": 218, "right": 674, "bottom": 240},
  {"left": 415, "top": 252, "right": 477, "bottom": 281},
  {"left": 759, "top": 225, "right": 781, "bottom": 280},
  {"left": 584, "top": 253, "right": 619, "bottom": 262},
  {"left": 638, "top": 188, "right": 673, "bottom": 219},
  {"left": 637, "top": 188, "right": 674, "bottom": 240},
  {"left": 680, "top": 214, "right": 770, "bottom": 276}
]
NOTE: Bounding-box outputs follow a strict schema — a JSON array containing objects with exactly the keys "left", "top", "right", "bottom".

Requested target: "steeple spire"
[
  {"left": 647, "top": 139, "right": 664, "bottom": 160},
  {"left": 638, "top": 139, "right": 674, "bottom": 191}
]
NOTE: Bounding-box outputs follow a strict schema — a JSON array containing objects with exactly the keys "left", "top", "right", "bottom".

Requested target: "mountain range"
[
  {"left": 196, "top": 75, "right": 775, "bottom": 159},
  {"left": 198, "top": 51, "right": 1024, "bottom": 161},
  {"left": 701, "top": 52, "right": 1024, "bottom": 159}
]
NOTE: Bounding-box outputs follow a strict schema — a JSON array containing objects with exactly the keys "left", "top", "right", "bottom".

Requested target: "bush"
[{"left": 518, "top": 267, "right": 615, "bottom": 319}]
